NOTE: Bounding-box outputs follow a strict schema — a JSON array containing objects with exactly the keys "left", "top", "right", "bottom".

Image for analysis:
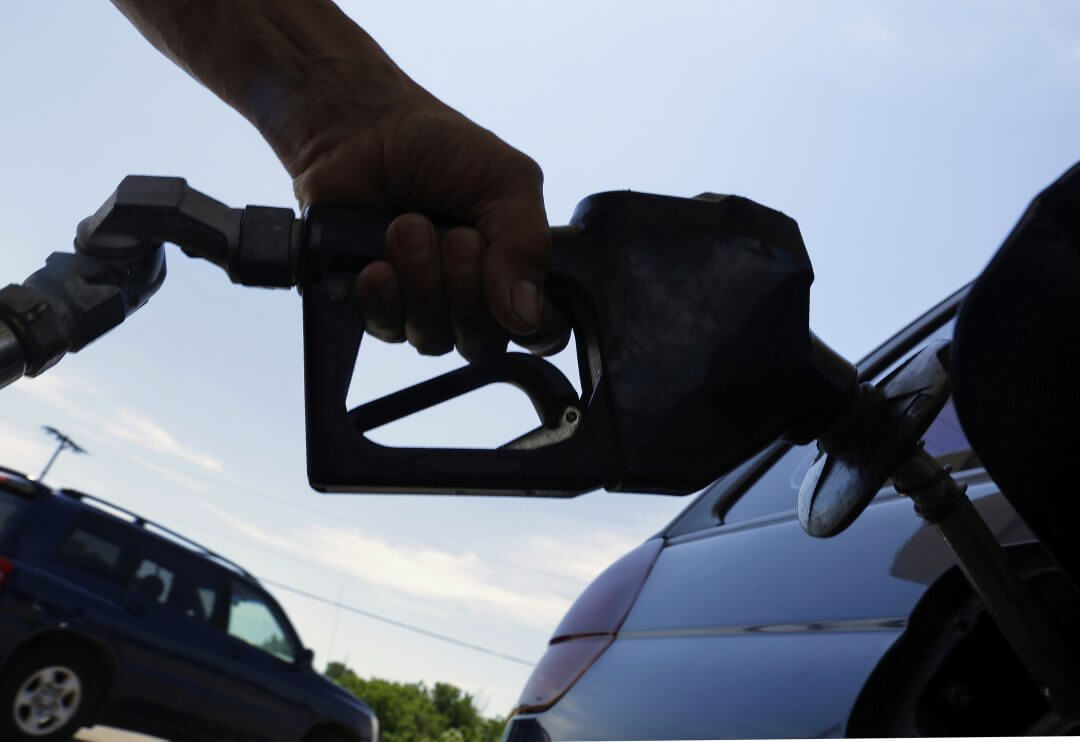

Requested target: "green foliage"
[{"left": 326, "top": 662, "right": 506, "bottom": 742}]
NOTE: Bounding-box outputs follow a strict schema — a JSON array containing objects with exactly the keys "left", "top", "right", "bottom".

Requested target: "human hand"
[
  {"left": 113, "top": 0, "right": 568, "bottom": 361},
  {"left": 290, "top": 101, "right": 569, "bottom": 361}
]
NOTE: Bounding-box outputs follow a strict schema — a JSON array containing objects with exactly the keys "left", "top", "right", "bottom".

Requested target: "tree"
[{"left": 325, "top": 663, "right": 506, "bottom": 742}]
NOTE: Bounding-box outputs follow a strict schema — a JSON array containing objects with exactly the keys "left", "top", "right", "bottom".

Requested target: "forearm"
[{"left": 111, "top": 0, "right": 424, "bottom": 174}]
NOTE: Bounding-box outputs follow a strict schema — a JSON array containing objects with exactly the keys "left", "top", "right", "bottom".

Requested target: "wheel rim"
[{"left": 12, "top": 665, "right": 82, "bottom": 736}]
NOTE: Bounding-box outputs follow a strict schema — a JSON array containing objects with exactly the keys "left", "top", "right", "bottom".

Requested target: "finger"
[
  {"left": 441, "top": 227, "right": 508, "bottom": 362},
  {"left": 514, "top": 297, "right": 571, "bottom": 356},
  {"left": 474, "top": 163, "right": 551, "bottom": 337},
  {"left": 476, "top": 190, "right": 571, "bottom": 354},
  {"left": 354, "top": 261, "right": 405, "bottom": 343},
  {"left": 385, "top": 213, "right": 454, "bottom": 356}
]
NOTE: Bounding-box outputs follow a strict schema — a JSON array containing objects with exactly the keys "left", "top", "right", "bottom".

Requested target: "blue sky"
[{"left": 2, "top": 0, "right": 1080, "bottom": 716}]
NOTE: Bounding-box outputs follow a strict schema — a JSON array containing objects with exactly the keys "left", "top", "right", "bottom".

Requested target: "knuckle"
[
  {"left": 512, "top": 153, "right": 544, "bottom": 189},
  {"left": 442, "top": 227, "right": 483, "bottom": 264},
  {"left": 387, "top": 214, "right": 437, "bottom": 259}
]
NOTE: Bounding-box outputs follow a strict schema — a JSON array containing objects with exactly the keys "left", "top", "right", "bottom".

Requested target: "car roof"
[
  {"left": 61, "top": 487, "right": 256, "bottom": 580},
  {"left": 0, "top": 467, "right": 256, "bottom": 582}
]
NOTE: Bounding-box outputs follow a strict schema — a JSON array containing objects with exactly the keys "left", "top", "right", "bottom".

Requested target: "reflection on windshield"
[{"left": 923, "top": 399, "right": 980, "bottom": 473}]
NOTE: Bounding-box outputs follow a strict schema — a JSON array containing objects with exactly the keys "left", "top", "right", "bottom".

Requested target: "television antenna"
[{"left": 38, "top": 426, "right": 87, "bottom": 481}]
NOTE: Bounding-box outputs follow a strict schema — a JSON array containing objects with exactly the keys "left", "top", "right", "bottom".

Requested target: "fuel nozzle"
[{"left": 795, "top": 339, "right": 951, "bottom": 538}]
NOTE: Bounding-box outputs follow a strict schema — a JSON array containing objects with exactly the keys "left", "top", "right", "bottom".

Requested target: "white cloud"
[
  {"left": 7, "top": 374, "right": 222, "bottom": 477},
  {"left": 200, "top": 503, "right": 572, "bottom": 631},
  {"left": 10, "top": 374, "right": 96, "bottom": 419},
  {"left": 103, "top": 407, "right": 224, "bottom": 473},
  {"left": 305, "top": 525, "right": 569, "bottom": 629},
  {"left": 201, "top": 502, "right": 299, "bottom": 555},
  {"left": 127, "top": 455, "right": 216, "bottom": 495},
  {"left": 0, "top": 424, "right": 51, "bottom": 475},
  {"left": 515, "top": 533, "right": 638, "bottom": 585}
]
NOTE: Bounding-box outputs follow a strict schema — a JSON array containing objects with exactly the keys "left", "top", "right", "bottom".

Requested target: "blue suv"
[{"left": 0, "top": 469, "right": 377, "bottom": 742}]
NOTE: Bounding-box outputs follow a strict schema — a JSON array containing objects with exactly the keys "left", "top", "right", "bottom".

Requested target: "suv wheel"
[{"left": 1, "top": 648, "right": 100, "bottom": 741}]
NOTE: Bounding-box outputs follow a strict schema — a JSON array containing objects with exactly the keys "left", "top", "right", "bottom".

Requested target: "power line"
[
  {"left": 101, "top": 444, "right": 586, "bottom": 591},
  {"left": 0, "top": 415, "right": 575, "bottom": 649},
  {"left": 0, "top": 419, "right": 546, "bottom": 667},
  {"left": 260, "top": 577, "right": 538, "bottom": 669},
  {"left": 59, "top": 483, "right": 555, "bottom": 648},
  {"left": 1, "top": 413, "right": 588, "bottom": 590},
  {"left": 193, "top": 473, "right": 584, "bottom": 588}
]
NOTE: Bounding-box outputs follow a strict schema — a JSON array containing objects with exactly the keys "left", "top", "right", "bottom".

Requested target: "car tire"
[{"left": 0, "top": 647, "right": 101, "bottom": 741}]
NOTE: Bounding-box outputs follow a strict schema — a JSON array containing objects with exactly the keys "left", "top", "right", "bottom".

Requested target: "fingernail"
[{"left": 511, "top": 280, "right": 541, "bottom": 332}]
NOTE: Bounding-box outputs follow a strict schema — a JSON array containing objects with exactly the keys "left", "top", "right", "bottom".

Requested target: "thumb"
[{"left": 477, "top": 192, "right": 553, "bottom": 337}]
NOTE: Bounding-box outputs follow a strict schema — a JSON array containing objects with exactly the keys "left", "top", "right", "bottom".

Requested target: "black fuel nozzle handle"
[{"left": 301, "top": 193, "right": 856, "bottom": 496}]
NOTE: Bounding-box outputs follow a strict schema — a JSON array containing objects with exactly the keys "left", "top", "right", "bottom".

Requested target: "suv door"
[
  {"left": 214, "top": 578, "right": 314, "bottom": 741},
  {"left": 100, "top": 534, "right": 247, "bottom": 740}
]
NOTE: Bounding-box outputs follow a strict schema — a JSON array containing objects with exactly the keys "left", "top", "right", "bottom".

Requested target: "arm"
[{"left": 112, "top": 0, "right": 565, "bottom": 359}]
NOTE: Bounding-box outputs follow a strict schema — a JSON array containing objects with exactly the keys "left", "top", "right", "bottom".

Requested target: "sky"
[{"left": 2, "top": 0, "right": 1080, "bottom": 719}]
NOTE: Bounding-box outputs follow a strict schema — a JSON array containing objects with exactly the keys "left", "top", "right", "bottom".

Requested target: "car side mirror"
[{"left": 295, "top": 648, "right": 314, "bottom": 671}]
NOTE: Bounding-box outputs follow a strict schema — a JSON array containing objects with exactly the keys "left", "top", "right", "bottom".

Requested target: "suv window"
[
  {"left": 722, "top": 318, "right": 980, "bottom": 525},
  {"left": 58, "top": 515, "right": 128, "bottom": 581},
  {"left": 128, "top": 545, "right": 220, "bottom": 624},
  {"left": 227, "top": 580, "right": 297, "bottom": 662},
  {"left": 0, "top": 491, "right": 27, "bottom": 535}
]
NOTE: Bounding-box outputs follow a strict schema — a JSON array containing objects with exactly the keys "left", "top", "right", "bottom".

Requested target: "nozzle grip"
[{"left": 301, "top": 266, "right": 616, "bottom": 495}]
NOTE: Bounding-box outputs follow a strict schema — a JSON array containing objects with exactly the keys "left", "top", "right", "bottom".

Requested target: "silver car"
[{"left": 503, "top": 286, "right": 1079, "bottom": 740}]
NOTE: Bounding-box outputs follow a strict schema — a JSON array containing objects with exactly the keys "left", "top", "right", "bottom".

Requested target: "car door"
[
  {"left": 211, "top": 578, "right": 314, "bottom": 741},
  {"left": 105, "top": 536, "right": 253, "bottom": 741}
]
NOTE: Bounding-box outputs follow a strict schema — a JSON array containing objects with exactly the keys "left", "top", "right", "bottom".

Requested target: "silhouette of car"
[
  {"left": 0, "top": 474, "right": 377, "bottom": 742},
  {"left": 503, "top": 286, "right": 1080, "bottom": 740}
]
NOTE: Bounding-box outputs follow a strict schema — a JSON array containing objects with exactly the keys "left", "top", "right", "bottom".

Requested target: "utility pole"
[{"left": 38, "top": 426, "right": 87, "bottom": 481}]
